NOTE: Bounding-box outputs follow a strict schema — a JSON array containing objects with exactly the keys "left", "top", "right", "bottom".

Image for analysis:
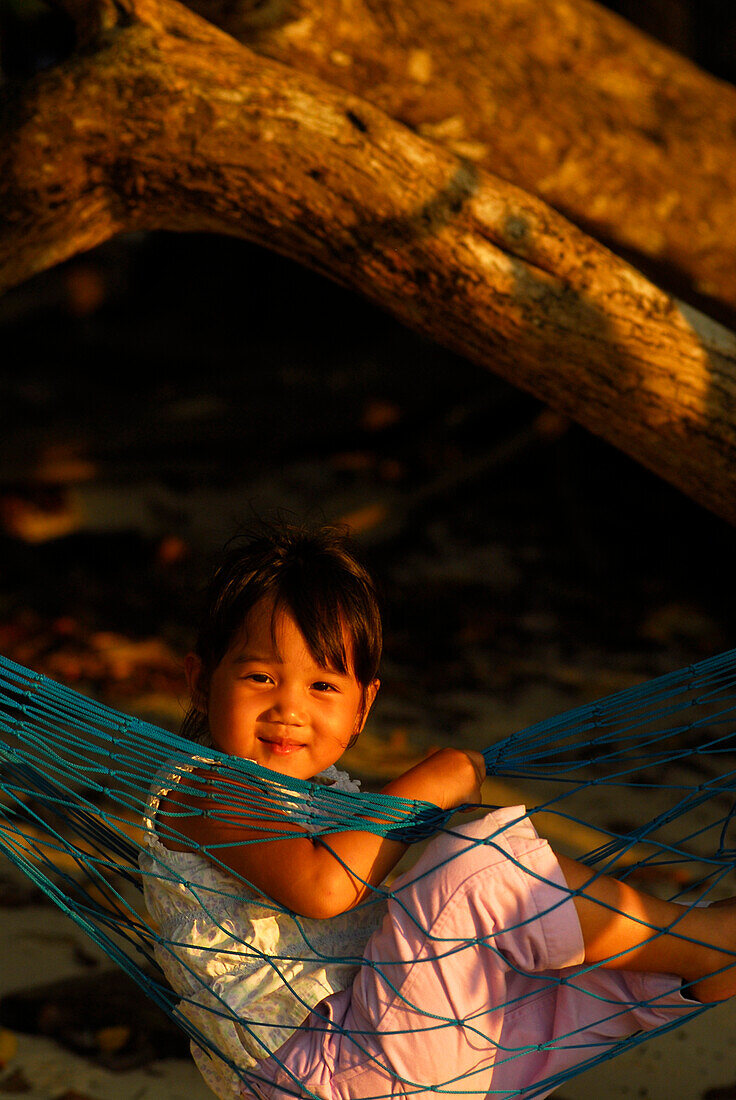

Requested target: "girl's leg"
[
  {"left": 261, "top": 812, "right": 716, "bottom": 1100},
  {"left": 557, "top": 854, "right": 736, "bottom": 1003}
]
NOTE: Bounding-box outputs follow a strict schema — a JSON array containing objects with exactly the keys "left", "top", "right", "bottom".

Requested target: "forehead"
[
  {"left": 237, "top": 599, "right": 302, "bottom": 649},
  {"left": 230, "top": 597, "right": 355, "bottom": 671},
  {"left": 224, "top": 598, "right": 295, "bottom": 653}
]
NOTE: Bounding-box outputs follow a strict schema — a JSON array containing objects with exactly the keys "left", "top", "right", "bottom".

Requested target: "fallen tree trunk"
[
  {"left": 186, "top": 0, "right": 736, "bottom": 326},
  {"left": 2, "top": 0, "right": 736, "bottom": 525}
]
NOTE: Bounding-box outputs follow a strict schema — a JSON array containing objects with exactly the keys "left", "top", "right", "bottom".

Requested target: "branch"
[
  {"left": 2, "top": 0, "right": 736, "bottom": 527},
  {"left": 189, "top": 0, "right": 736, "bottom": 326}
]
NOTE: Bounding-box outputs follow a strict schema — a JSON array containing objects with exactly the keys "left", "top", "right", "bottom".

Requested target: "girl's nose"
[{"left": 265, "top": 682, "right": 306, "bottom": 725}]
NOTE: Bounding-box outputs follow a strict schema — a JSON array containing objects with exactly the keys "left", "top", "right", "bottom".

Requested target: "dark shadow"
[{"left": 0, "top": 0, "right": 76, "bottom": 81}]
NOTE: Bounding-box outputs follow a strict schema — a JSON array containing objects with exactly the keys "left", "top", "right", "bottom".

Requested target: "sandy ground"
[{"left": 0, "top": 890, "right": 213, "bottom": 1099}]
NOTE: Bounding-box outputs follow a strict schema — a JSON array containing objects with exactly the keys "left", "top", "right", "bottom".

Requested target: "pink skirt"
[{"left": 246, "top": 808, "right": 698, "bottom": 1100}]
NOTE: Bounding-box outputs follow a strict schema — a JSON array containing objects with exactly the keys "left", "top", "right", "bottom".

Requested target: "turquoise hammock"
[{"left": 1, "top": 647, "right": 736, "bottom": 1099}]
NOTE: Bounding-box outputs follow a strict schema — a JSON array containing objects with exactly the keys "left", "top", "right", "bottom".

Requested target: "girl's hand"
[
  {"left": 460, "top": 748, "right": 487, "bottom": 805},
  {"left": 431, "top": 747, "right": 486, "bottom": 809},
  {"left": 383, "top": 747, "right": 486, "bottom": 811}
]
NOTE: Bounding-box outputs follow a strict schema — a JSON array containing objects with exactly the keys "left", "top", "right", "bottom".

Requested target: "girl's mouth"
[{"left": 258, "top": 736, "right": 304, "bottom": 755}]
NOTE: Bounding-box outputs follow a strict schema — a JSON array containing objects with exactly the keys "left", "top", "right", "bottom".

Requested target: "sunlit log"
[
  {"left": 188, "top": 0, "right": 736, "bottom": 323},
  {"left": 1, "top": 0, "right": 736, "bottom": 526}
]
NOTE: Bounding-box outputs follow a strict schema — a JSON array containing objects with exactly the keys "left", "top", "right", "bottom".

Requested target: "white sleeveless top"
[{"left": 139, "top": 759, "right": 387, "bottom": 1100}]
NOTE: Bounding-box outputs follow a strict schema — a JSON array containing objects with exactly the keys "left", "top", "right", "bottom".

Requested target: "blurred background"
[{"left": 1, "top": 0, "right": 736, "bottom": 1096}]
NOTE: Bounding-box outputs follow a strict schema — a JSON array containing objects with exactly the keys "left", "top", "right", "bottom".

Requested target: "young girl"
[{"left": 140, "top": 522, "right": 736, "bottom": 1100}]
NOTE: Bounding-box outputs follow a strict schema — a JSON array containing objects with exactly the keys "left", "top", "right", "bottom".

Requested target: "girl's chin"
[
  {"left": 255, "top": 750, "right": 312, "bottom": 778},
  {"left": 257, "top": 754, "right": 339, "bottom": 782}
]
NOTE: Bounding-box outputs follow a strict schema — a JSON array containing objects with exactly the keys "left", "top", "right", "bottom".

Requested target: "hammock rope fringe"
[{"left": 0, "top": 648, "right": 735, "bottom": 1097}]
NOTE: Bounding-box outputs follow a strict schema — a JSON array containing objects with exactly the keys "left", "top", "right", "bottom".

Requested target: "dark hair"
[{"left": 182, "top": 520, "right": 382, "bottom": 745}]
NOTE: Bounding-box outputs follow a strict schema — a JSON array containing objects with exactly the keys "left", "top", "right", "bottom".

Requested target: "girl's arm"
[{"left": 159, "top": 747, "right": 485, "bottom": 918}]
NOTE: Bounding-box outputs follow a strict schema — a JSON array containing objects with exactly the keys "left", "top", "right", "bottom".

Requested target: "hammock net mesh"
[{"left": 1, "top": 648, "right": 736, "bottom": 1098}]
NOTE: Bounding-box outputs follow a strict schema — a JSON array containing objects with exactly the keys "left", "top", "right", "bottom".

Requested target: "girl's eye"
[
  {"left": 245, "top": 673, "right": 273, "bottom": 684},
  {"left": 313, "top": 681, "right": 337, "bottom": 693}
]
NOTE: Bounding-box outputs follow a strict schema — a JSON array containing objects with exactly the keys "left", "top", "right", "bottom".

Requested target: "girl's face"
[{"left": 186, "top": 598, "right": 379, "bottom": 780}]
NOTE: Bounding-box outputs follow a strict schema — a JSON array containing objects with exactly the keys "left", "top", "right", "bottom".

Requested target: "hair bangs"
[{"left": 274, "top": 562, "right": 352, "bottom": 677}]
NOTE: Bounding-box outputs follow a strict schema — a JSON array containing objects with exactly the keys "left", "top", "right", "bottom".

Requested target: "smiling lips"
[{"left": 257, "top": 735, "right": 305, "bottom": 755}]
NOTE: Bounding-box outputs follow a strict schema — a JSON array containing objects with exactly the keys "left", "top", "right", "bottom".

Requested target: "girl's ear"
[
  {"left": 184, "top": 653, "right": 207, "bottom": 714},
  {"left": 357, "top": 678, "right": 380, "bottom": 734}
]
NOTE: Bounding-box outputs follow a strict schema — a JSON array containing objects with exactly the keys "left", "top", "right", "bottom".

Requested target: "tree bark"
[
  {"left": 2, "top": 0, "right": 736, "bottom": 526},
  {"left": 186, "top": 0, "right": 736, "bottom": 327}
]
